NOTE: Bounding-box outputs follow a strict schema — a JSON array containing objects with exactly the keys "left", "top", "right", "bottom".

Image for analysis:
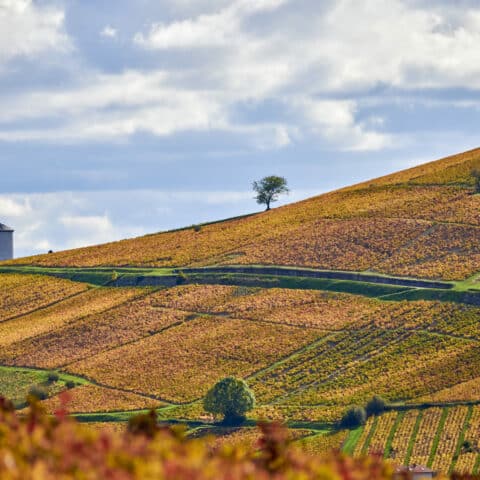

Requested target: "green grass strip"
[
  {"left": 427, "top": 407, "right": 449, "bottom": 468},
  {"left": 450, "top": 405, "right": 473, "bottom": 475},
  {"left": 405, "top": 410, "right": 423, "bottom": 465},
  {"left": 384, "top": 411, "right": 405, "bottom": 459},
  {"left": 342, "top": 426, "right": 364, "bottom": 455},
  {"left": 473, "top": 453, "right": 480, "bottom": 475},
  {"left": 361, "top": 416, "right": 379, "bottom": 455},
  {"left": 0, "top": 365, "right": 91, "bottom": 386}
]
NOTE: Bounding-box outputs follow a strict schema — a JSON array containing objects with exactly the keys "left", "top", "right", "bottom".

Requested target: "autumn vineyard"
[{"left": 1, "top": 148, "right": 480, "bottom": 478}]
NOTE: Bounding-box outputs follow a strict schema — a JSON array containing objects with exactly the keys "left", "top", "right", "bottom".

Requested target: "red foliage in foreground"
[{"left": 0, "top": 395, "right": 472, "bottom": 479}]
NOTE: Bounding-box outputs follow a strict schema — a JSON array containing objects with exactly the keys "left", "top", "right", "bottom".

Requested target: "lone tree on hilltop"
[
  {"left": 204, "top": 377, "right": 255, "bottom": 425},
  {"left": 472, "top": 170, "right": 480, "bottom": 194},
  {"left": 253, "top": 175, "right": 289, "bottom": 211}
]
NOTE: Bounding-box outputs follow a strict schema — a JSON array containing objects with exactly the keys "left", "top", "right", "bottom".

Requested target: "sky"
[{"left": 2, "top": 0, "right": 480, "bottom": 258}]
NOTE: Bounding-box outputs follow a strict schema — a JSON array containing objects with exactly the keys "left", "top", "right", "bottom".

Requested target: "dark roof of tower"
[{"left": 0, "top": 223, "right": 13, "bottom": 232}]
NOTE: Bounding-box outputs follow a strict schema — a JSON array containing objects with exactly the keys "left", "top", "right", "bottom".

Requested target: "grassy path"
[
  {"left": 1, "top": 265, "right": 478, "bottom": 306},
  {"left": 342, "top": 427, "right": 364, "bottom": 455},
  {"left": 0, "top": 365, "right": 90, "bottom": 386}
]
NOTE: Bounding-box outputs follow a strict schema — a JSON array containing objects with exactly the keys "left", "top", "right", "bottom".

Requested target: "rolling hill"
[
  {"left": 1, "top": 147, "right": 480, "bottom": 474},
  {"left": 5, "top": 147, "right": 480, "bottom": 281}
]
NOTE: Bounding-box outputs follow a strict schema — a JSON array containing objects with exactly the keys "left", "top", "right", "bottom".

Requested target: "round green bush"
[
  {"left": 47, "top": 372, "right": 60, "bottom": 384},
  {"left": 366, "top": 396, "right": 387, "bottom": 417},
  {"left": 340, "top": 406, "right": 367, "bottom": 429},
  {"left": 204, "top": 377, "right": 255, "bottom": 425}
]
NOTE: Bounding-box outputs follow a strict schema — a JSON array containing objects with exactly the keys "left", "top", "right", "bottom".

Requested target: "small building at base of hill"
[
  {"left": 0, "top": 223, "right": 14, "bottom": 261},
  {"left": 394, "top": 465, "right": 436, "bottom": 480}
]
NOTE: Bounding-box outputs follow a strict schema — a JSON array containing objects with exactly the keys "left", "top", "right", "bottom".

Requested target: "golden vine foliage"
[
  {"left": 0, "top": 398, "right": 405, "bottom": 480},
  {"left": 295, "top": 430, "right": 348, "bottom": 455},
  {"left": 368, "top": 412, "right": 398, "bottom": 454},
  {"left": 354, "top": 406, "right": 480, "bottom": 475},
  {"left": 409, "top": 408, "right": 444, "bottom": 466},
  {"left": 0, "top": 294, "right": 192, "bottom": 369},
  {"left": 2, "top": 283, "right": 480, "bottom": 420},
  {"left": 68, "top": 315, "right": 323, "bottom": 402},
  {"left": 418, "top": 378, "right": 480, "bottom": 403},
  {"left": 0, "top": 287, "right": 145, "bottom": 348},
  {"left": 456, "top": 406, "right": 480, "bottom": 473},
  {"left": 432, "top": 407, "right": 469, "bottom": 473},
  {"left": 390, "top": 411, "right": 420, "bottom": 462},
  {"left": 0, "top": 274, "right": 87, "bottom": 322},
  {"left": 38, "top": 386, "right": 163, "bottom": 414}
]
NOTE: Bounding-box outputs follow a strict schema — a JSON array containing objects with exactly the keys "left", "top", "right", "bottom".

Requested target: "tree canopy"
[
  {"left": 252, "top": 176, "right": 289, "bottom": 211},
  {"left": 203, "top": 377, "right": 255, "bottom": 424},
  {"left": 340, "top": 406, "right": 367, "bottom": 429},
  {"left": 365, "top": 396, "right": 387, "bottom": 417}
]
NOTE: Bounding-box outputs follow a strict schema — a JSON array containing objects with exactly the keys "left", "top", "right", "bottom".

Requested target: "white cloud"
[
  {"left": 133, "top": 0, "right": 287, "bottom": 49},
  {"left": 0, "top": 0, "right": 69, "bottom": 65},
  {"left": 134, "top": 0, "right": 480, "bottom": 91},
  {"left": 0, "top": 70, "right": 230, "bottom": 141},
  {"left": 0, "top": 189, "right": 265, "bottom": 257},
  {"left": 0, "top": 197, "right": 31, "bottom": 217},
  {"left": 0, "top": 192, "right": 146, "bottom": 256},
  {"left": 59, "top": 214, "right": 117, "bottom": 248},
  {"left": 5, "top": 0, "right": 480, "bottom": 150},
  {"left": 100, "top": 25, "right": 117, "bottom": 38},
  {"left": 315, "top": 1, "right": 480, "bottom": 91},
  {"left": 291, "top": 98, "right": 393, "bottom": 151}
]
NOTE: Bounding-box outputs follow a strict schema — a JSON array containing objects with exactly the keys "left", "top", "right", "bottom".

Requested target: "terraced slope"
[
  {"left": 3, "top": 279, "right": 480, "bottom": 412},
  {"left": 5, "top": 148, "right": 480, "bottom": 281},
  {"left": 2, "top": 267, "right": 480, "bottom": 473},
  {"left": 351, "top": 405, "right": 480, "bottom": 475}
]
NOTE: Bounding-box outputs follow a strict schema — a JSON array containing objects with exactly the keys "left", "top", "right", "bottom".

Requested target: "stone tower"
[{"left": 0, "top": 223, "right": 14, "bottom": 261}]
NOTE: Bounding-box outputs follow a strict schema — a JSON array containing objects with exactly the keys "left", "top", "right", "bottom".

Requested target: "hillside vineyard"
[
  {"left": 6, "top": 148, "right": 480, "bottom": 281},
  {"left": 0, "top": 148, "right": 480, "bottom": 475}
]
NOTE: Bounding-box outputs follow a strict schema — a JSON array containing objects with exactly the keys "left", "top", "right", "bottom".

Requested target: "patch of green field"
[
  {"left": 454, "top": 271, "right": 480, "bottom": 292},
  {"left": 385, "top": 288, "right": 480, "bottom": 304},
  {"left": 2, "top": 264, "right": 479, "bottom": 306},
  {"left": 342, "top": 426, "right": 364, "bottom": 455},
  {"left": 0, "top": 266, "right": 174, "bottom": 286},
  {"left": 0, "top": 367, "right": 62, "bottom": 407},
  {"left": 0, "top": 365, "right": 91, "bottom": 408}
]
